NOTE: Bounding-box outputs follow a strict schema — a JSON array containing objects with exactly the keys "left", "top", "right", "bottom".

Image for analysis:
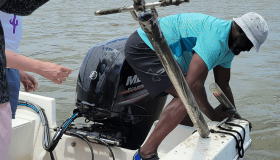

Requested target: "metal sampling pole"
[{"left": 94, "top": 0, "right": 210, "bottom": 138}]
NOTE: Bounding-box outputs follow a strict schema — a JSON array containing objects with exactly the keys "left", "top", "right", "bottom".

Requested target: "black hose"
[
  {"left": 95, "top": 138, "right": 115, "bottom": 160},
  {"left": 47, "top": 112, "right": 80, "bottom": 152},
  {"left": 50, "top": 152, "right": 55, "bottom": 160},
  {"left": 70, "top": 132, "right": 94, "bottom": 160},
  {"left": 18, "top": 100, "right": 81, "bottom": 159},
  {"left": 18, "top": 100, "right": 116, "bottom": 160}
]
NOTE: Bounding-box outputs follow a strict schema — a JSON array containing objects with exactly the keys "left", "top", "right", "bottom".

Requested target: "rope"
[{"left": 210, "top": 122, "right": 247, "bottom": 158}]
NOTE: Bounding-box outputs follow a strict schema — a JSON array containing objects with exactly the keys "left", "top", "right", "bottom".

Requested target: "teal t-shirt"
[{"left": 137, "top": 13, "right": 235, "bottom": 72}]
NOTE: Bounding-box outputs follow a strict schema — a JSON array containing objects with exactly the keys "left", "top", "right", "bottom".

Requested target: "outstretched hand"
[
  {"left": 19, "top": 70, "right": 38, "bottom": 92},
  {"left": 38, "top": 62, "right": 72, "bottom": 84}
]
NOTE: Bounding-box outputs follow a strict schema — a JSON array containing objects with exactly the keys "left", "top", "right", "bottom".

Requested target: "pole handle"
[{"left": 94, "top": 0, "right": 189, "bottom": 16}]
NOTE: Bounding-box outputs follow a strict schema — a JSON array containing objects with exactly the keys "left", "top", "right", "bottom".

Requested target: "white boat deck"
[{"left": 8, "top": 92, "right": 251, "bottom": 160}]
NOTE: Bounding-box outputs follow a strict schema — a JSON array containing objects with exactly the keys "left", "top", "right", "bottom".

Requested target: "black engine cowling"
[{"left": 75, "top": 37, "right": 167, "bottom": 149}]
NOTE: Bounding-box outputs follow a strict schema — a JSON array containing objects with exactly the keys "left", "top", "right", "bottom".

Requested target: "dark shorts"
[{"left": 124, "top": 31, "right": 187, "bottom": 99}]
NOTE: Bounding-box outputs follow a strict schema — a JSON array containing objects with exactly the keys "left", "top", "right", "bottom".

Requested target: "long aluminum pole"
[{"left": 94, "top": 0, "right": 189, "bottom": 16}]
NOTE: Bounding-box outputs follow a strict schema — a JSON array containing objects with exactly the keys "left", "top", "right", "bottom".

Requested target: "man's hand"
[
  {"left": 37, "top": 62, "right": 72, "bottom": 84},
  {"left": 211, "top": 104, "right": 229, "bottom": 121},
  {"left": 212, "top": 104, "right": 252, "bottom": 130},
  {"left": 19, "top": 70, "right": 38, "bottom": 92}
]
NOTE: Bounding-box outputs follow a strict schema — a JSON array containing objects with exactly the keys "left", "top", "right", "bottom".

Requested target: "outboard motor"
[{"left": 75, "top": 37, "right": 167, "bottom": 149}]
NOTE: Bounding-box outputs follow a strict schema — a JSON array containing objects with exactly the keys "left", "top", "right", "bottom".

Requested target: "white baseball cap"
[{"left": 233, "top": 12, "right": 268, "bottom": 52}]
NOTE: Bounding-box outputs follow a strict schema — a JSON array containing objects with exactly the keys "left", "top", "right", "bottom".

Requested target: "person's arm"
[
  {"left": 6, "top": 49, "right": 72, "bottom": 84},
  {"left": 213, "top": 65, "right": 235, "bottom": 107},
  {"left": 186, "top": 53, "right": 228, "bottom": 121},
  {"left": 213, "top": 65, "right": 246, "bottom": 121}
]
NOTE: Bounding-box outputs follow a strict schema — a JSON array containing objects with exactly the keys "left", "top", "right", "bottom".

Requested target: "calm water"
[{"left": 19, "top": 0, "right": 280, "bottom": 159}]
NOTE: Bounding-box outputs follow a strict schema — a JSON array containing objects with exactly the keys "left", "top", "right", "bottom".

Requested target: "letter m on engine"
[{"left": 126, "top": 75, "right": 141, "bottom": 86}]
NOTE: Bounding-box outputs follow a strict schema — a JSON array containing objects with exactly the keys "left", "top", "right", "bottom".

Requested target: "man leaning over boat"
[{"left": 124, "top": 12, "right": 269, "bottom": 160}]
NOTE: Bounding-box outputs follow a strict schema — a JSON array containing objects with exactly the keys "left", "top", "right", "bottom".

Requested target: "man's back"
[{"left": 137, "top": 13, "right": 234, "bottom": 73}]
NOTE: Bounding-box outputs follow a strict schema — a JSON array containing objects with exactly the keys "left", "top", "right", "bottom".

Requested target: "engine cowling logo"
[
  {"left": 89, "top": 71, "right": 98, "bottom": 80},
  {"left": 126, "top": 75, "right": 141, "bottom": 86}
]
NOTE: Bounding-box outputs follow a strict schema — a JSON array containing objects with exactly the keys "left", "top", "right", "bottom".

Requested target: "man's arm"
[
  {"left": 213, "top": 65, "right": 247, "bottom": 121},
  {"left": 5, "top": 49, "right": 72, "bottom": 84},
  {"left": 186, "top": 53, "right": 228, "bottom": 121},
  {"left": 213, "top": 65, "right": 235, "bottom": 107}
]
